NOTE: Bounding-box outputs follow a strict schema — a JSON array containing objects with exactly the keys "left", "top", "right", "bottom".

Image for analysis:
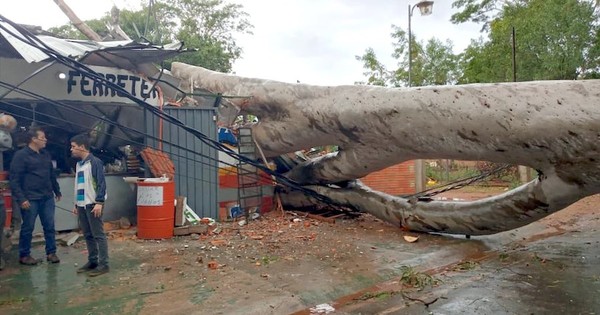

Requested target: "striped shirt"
[{"left": 74, "top": 153, "right": 107, "bottom": 207}]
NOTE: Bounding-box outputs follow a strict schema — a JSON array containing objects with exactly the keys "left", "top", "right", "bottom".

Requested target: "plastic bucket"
[{"left": 136, "top": 180, "right": 175, "bottom": 239}]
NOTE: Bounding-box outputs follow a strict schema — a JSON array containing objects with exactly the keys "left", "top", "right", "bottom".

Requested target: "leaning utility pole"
[{"left": 52, "top": 0, "right": 102, "bottom": 41}]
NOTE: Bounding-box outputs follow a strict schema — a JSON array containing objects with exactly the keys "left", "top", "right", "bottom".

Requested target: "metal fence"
[{"left": 145, "top": 107, "right": 218, "bottom": 218}]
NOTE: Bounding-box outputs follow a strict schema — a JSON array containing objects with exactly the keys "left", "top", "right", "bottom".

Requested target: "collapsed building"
[{"left": 0, "top": 17, "right": 226, "bottom": 232}]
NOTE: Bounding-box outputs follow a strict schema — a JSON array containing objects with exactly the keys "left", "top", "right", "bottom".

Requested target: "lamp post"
[
  {"left": 408, "top": 1, "right": 433, "bottom": 193},
  {"left": 408, "top": 1, "right": 434, "bottom": 87}
]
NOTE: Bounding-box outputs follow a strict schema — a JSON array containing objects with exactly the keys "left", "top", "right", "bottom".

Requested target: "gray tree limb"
[
  {"left": 171, "top": 62, "right": 600, "bottom": 235},
  {"left": 52, "top": 0, "right": 102, "bottom": 42}
]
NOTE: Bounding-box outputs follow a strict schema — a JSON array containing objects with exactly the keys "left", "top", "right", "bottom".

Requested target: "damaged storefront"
[{"left": 0, "top": 19, "right": 224, "bottom": 233}]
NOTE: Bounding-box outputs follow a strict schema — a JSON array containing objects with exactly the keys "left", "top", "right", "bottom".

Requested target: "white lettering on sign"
[{"left": 137, "top": 186, "right": 164, "bottom": 206}]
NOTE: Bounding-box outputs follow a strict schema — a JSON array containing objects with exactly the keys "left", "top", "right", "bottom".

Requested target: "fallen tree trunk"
[
  {"left": 282, "top": 171, "right": 584, "bottom": 236},
  {"left": 171, "top": 62, "right": 600, "bottom": 235}
]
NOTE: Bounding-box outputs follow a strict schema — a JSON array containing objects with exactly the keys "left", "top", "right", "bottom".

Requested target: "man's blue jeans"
[{"left": 19, "top": 197, "right": 56, "bottom": 258}]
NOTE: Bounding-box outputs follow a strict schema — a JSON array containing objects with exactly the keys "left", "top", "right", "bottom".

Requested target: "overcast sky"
[{"left": 3, "top": 0, "right": 483, "bottom": 86}]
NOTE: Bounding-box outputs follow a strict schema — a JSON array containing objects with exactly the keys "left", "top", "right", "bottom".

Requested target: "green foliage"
[
  {"left": 420, "top": 39, "right": 460, "bottom": 85},
  {"left": 118, "top": 3, "right": 177, "bottom": 44},
  {"left": 356, "top": 291, "right": 399, "bottom": 301},
  {"left": 452, "top": 260, "right": 479, "bottom": 271},
  {"left": 398, "top": 265, "right": 440, "bottom": 290},
  {"left": 354, "top": 48, "right": 390, "bottom": 86},
  {"left": 260, "top": 255, "right": 278, "bottom": 265},
  {"left": 456, "top": 0, "right": 600, "bottom": 82},
  {"left": 360, "top": 0, "right": 600, "bottom": 86},
  {"left": 356, "top": 25, "right": 459, "bottom": 87},
  {"left": 426, "top": 164, "right": 480, "bottom": 184},
  {"left": 451, "top": 0, "right": 508, "bottom": 30},
  {"left": 165, "top": 0, "right": 253, "bottom": 72},
  {"left": 46, "top": 0, "right": 253, "bottom": 73},
  {"left": 47, "top": 24, "right": 87, "bottom": 40}
]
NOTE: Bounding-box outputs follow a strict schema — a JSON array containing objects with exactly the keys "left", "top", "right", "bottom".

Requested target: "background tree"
[
  {"left": 450, "top": 0, "right": 514, "bottom": 31},
  {"left": 356, "top": 25, "right": 459, "bottom": 87},
  {"left": 48, "top": 0, "right": 253, "bottom": 73},
  {"left": 457, "top": 0, "right": 600, "bottom": 83},
  {"left": 354, "top": 48, "right": 390, "bottom": 86},
  {"left": 165, "top": 0, "right": 253, "bottom": 72}
]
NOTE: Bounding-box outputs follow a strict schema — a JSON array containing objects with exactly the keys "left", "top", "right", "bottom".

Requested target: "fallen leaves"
[{"left": 403, "top": 235, "right": 419, "bottom": 243}]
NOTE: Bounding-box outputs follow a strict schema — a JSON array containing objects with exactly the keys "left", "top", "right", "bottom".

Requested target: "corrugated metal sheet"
[
  {"left": 145, "top": 107, "right": 219, "bottom": 219},
  {"left": 0, "top": 19, "right": 183, "bottom": 67}
]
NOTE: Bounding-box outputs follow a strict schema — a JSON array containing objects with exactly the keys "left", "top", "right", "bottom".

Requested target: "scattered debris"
[
  {"left": 398, "top": 266, "right": 440, "bottom": 290},
  {"left": 174, "top": 224, "right": 208, "bottom": 236},
  {"left": 183, "top": 205, "right": 201, "bottom": 225},
  {"left": 309, "top": 303, "right": 335, "bottom": 314},
  {"left": 66, "top": 233, "right": 80, "bottom": 246},
  {"left": 57, "top": 232, "right": 81, "bottom": 246},
  {"left": 175, "top": 196, "right": 186, "bottom": 226},
  {"left": 207, "top": 261, "right": 219, "bottom": 270},
  {"left": 403, "top": 235, "right": 419, "bottom": 243},
  {"left": 119, "top": 217, "right": 131, "bottom": 229},
  {"left": 210, "top": 239, "right": 228, "bottom": 247},
  {"left": 306, "top": 213, "right": 335, "bottom": 224}
]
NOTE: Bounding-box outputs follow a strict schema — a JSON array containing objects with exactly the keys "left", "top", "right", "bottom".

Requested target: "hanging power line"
[
  {"left": 0, "top": 99, "right": 260, "bottom": 187},
  {"left": 0, "top": 17, "right": 335, "bottom": 205}
]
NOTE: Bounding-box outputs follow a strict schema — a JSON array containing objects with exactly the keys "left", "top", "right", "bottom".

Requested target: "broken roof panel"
[
  {"left": 0, "top": 19, "right": 184, "bottom": 70},
  {"left": 0, "top": 20, "right": 50, "bottom": 62}
]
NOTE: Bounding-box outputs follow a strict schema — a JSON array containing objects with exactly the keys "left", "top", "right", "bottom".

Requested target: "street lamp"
[
  {"left": 407, "top": 1, "right": 433, "bottom": 193},
  {"left": 408, "top": 1, "right": 434, "bottom": 87}
]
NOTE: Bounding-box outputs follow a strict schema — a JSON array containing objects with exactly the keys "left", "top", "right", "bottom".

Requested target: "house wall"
[{"left": 360, "top": 161, "right": 416, "bottom": 196}]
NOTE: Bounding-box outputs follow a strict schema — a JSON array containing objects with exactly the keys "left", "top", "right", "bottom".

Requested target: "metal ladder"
[{"left": 237, "top": 128, "right": 262, "bottom": 220}]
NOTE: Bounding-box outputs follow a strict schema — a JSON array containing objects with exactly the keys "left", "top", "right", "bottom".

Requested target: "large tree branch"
[
  {"left": 52, "top": 0, "right": 102, "bottom": 41},
  {"left": 171, "top": 62, "right": 600, "bottom": 235},
  {"left": 283, "top": 169, "right": 587, "bottom": 236}
]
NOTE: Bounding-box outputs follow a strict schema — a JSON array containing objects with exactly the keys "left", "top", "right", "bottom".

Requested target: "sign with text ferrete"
[{"left": 0, "top": 57, "right": 160, "bottom": 106}]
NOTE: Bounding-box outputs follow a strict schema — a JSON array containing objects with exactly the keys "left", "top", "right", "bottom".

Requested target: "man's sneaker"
[
  {"left": 19, "top": 256, "right": 39, "bottom": 266},
  {"left": 77, "top": 262, "right": 98, "bottom": 273},
  {"left": 47, "top": 253, "right": 60, "bottom": 264},
  {"left": 88, "top": 265, "right": 109, "bottom": 277}
]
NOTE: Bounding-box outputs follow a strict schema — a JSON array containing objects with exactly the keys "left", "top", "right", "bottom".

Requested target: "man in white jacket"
[{"left": 70, "top": 134, "right": 108, "bottom": 277}]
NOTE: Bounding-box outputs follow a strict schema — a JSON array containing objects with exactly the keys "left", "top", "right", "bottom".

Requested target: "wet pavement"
[
  {"left": 0, "top": 193, "right": 599, "bottom": 315},
  {"left": 324, "top": 226, "right": 600, "bottom": 314}
]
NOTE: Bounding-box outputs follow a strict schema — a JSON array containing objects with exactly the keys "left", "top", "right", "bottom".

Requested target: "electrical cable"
[
  {"left": 0, "top": 101, "right": 258, "bottom": 187},
  {"left": 0, "top": 16, "right": 335, "bottom": 204}
]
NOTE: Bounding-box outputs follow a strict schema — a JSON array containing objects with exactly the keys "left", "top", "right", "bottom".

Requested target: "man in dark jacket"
[{"left": 10, "top": 127, "right": 61, "bottom": 265}]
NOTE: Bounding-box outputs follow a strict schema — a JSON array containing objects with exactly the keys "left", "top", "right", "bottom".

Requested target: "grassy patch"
[
  {"left": 398, "top": 266, "right": 440, "bottom": 290},
  {"left": 355, "top": 291, "right": 399, "bottom": 301},
  {"left": 261, "top": 255, "right": 278, "bottom": 265},
  {"left": 0, "top": 297, "right": 28, "bottom": 306},
  {"left": 452, "top": 260, "right": 479, "bottom": 271}
]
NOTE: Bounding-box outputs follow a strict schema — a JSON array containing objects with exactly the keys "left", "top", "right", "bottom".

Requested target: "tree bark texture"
[{"left": 171, "top": 62, "right": 600, "bottom": 235}]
